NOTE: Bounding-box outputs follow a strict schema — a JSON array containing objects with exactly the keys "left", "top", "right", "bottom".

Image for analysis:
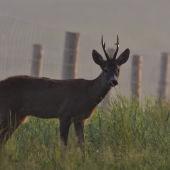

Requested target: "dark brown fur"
[
  {"left": 0, "top": 41, "right": 130, "bottom": 149},
  {"left": 0, "top": 74, "right": 110, "bottom": 146}
]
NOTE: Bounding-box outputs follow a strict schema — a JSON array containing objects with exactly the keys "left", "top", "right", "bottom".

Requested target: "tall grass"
[{"left": 1, "top": 93, "right": 170, "bottom": 170}]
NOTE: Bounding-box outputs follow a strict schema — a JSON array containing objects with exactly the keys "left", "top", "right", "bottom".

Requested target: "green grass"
[{"left": 1, "top": 93, "right": 170, "bottom": 170}]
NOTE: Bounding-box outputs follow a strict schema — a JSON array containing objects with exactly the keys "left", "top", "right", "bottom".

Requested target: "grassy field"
[{"left": 1, "top": 93, "right": 170, "bottom": 170}]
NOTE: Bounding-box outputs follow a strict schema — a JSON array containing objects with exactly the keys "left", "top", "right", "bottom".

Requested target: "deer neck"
[{"left": 89, "top": 72, "right": 111, "bottom": 105}]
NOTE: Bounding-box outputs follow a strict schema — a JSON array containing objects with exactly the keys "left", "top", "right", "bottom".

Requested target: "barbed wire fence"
[{"left": 0, "top": 14, "right": 169, "bottom": 102}]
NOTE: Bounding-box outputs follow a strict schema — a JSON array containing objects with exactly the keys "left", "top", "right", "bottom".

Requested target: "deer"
[{"left": 0, "top": 35, "right": 130, "bottom": 150}]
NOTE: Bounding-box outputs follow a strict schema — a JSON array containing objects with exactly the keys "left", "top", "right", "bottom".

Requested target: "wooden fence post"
[
  {"left": 131, "top": 55, "right": 142, "bottom": 101},
  {"left": 62, "top": 31, "right": 80, "bottom": 79},
  {"left": 31, "top": 44, "right": 44, "bottom": 77},
  {"left": 158, "top": 53, "right": 170, "bottom": 100},
  {"left": 100, "top": 48, "right": 115, "bottom": 108}
]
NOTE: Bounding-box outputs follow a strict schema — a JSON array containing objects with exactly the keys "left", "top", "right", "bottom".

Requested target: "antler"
[
  {"left": 101, "top": 35, "right": 110, "bottom": 61},
  {"left": 113, "top": 35, "right": 119, "bottom": 60}
]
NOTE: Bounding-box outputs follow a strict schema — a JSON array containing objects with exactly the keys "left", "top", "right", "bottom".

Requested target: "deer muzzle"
[{"left": 110, "top": 80, "right": 118, "bottom": 87}]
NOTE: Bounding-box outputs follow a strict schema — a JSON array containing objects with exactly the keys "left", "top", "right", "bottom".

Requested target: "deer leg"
[
  {"left": 74, "top": 121, "right": 85, "bottom": 151},
  {"left": 0, "top": 116, "right": 26, "bottom": 147},
  {"left": 59, "top": 119, "right": 71, "bottom": 148}
]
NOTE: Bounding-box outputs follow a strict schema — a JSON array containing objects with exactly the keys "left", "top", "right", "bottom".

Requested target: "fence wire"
[{"left": 0, "top": 14, "right": 169, "bottom": 100}]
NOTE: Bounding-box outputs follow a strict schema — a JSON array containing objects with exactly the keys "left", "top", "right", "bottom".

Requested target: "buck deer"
[{"left": 0, "top": 35, "right": 130, "bottom": 149}]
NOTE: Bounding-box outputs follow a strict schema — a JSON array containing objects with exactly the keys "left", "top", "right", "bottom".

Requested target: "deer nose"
[{"left": 110, "top": 80, "right": 118, "bottom": 87}]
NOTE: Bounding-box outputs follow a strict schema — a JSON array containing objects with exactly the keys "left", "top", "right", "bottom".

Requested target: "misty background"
[{"left": 0, "top": 0, "right": 169, "bottom": 99}]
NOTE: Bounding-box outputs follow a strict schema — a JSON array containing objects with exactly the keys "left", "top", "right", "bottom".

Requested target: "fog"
[{"left": 0, "top": 0, "right": 169, "bottom": 55}]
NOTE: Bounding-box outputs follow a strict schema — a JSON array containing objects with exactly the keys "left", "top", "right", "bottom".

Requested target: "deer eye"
[
  {"left": 118, "top": 69, "right": 120, "bottom": 73},
  {"left": 104, "top": 69, "right": 108, "bottom": 73}
]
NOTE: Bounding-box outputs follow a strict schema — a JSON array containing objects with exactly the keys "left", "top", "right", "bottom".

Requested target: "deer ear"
[
  {"left": 92, "top": 50, "right": 105, "bottom": 69},
  {"left": 116, "top": 49, "right": 130, "bottom": 66}
]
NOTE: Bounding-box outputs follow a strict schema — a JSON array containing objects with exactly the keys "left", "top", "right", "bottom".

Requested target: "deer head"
[{"left": 92, "top": 35, "right": 130, "bottom": 87}]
